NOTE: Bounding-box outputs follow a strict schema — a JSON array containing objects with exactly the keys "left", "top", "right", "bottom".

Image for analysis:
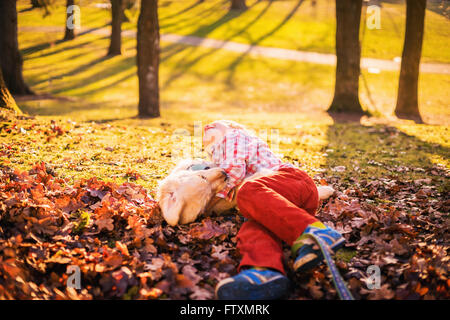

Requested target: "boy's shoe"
[
  {"left": 215, "top": 268, "right": 290, "bottom": 300},
  {"left": 292, "top": 222, "right": 345, "bottom": 272}
]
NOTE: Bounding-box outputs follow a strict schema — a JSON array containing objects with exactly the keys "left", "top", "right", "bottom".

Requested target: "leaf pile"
[
  {"left": 0, "top": 163, "right": 240, "bottom": 300},
  {"left": 303, "top": 173, "right": 449, "bottom": 300},
  {"left": 0, "top": 162, "right": 449, "bottom": 300}
]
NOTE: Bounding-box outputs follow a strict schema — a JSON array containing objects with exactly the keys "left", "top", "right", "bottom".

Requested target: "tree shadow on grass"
[
  {"left": 19, "top": 98, "right": 136, "bottom": 120},
  {"left": 78, "top": 68, "right": 136, "bottom": 98},
  {"left": 161, "top": 0, "right": 308, "bottom": 90},
  {"left": 159, "top": 0, "right": 222, "bottom": 22},
  {"left": 56, "top": 55, "right": 115, "bottom": 83},
  {"left": 324, "top": 113, "right": 449, "bottom": 189},
  {"left": 160, "top": 0, "right": 229, "bottom": 34},
  {"left": 19, "top": 5, "right": 35, "bottom": 13},
  {"left": 161, "top": 0, "right": 274, "bottom": 89},
  {"left": 224, "top": 0, "right": 305, "bottom": 88},
  {"left": 20, "top": 24, "right": 110, "bottom": 59},
  {"left": 48, "top": 55, "right": 135, "bottom": 96},
  {"left": 426, "top": 1, "right": 450, "bottom": 20}
]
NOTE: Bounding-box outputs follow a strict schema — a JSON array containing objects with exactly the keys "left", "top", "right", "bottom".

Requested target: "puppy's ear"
[{"left": 159, "top": 191, "right": 184, "bottom": 226}]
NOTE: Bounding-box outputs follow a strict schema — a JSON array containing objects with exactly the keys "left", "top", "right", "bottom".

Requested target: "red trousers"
[{"left": 236, "top": 167, "right": 319, "bottom": 274}]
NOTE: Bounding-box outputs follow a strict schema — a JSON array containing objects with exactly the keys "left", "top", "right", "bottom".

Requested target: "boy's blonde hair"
[
  {"left": 203, "top": 120, "right": 249, "bottom": 153},
  {"left": 212, "top": 120, "right": 246, "bottom": 130}
]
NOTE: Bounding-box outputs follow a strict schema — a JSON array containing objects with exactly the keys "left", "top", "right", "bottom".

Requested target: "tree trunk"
[
  {"left": 0, "top": 68, "right": 21, "bottom": 114},
  {"left": 107, "top": 0, "right": 124, "bottom": 56},
  {"left": 63, "top": 0, "right": 76, "bottom": 41},
  {"left": 394, "top": 0, "right": 426, "bottom": 122},
  {"left": 0, "top": 0, "right": 33, "bottom": 95},
  {"left": 230, "top": 0, "right": 247, "bottom": 10},
  {"left": 137, "top": 0, "right": 160, "bottom": 118},
  {"left": 328, "top": 0, "right": 364, "bottom": 114}
]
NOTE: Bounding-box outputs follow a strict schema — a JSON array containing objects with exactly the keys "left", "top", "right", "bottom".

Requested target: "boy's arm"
[
  {"left": 212, "top": 131, "right": 248, "bottom": 201},
  {"left": 216, "top": 163, "right": 246, "bottom": 201}
]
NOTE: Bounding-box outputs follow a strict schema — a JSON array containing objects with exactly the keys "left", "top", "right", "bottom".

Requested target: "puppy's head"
[{"left": 157, "top": 167, "right": 228, "bottom": 226}]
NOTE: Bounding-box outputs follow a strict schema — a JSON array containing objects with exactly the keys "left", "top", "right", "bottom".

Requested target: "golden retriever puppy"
[
  {"left": 157, "top": 160, "right": 228, "bottom": 226},
  {"left": 157, "top": 159, "right": 335, "bottom": 226}
]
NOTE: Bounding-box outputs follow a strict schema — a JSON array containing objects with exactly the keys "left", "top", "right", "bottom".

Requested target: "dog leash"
[{"left": 305, "top": 233, "right": 354, "bottom": 300}]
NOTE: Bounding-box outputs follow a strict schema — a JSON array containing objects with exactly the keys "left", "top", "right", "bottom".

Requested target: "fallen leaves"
[
  {"left": 0, "top": 163, "right": 162, "bottom": 299},
  {"left": 0, "top": 160, "right": 448, "bottom": 300},
  {"left": 0, "top": 163, "right": 243, "bottom": 300},
  {"left": 188, "top": 219, "right": 227, "bottom": 240},
  {"left": 313, "top": 171, "right": 449, "bottom": 300}
]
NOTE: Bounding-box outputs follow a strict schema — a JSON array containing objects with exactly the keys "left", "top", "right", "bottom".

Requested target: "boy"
[{"left": 203, "top": 120, "right": 345, "bottom": 300}]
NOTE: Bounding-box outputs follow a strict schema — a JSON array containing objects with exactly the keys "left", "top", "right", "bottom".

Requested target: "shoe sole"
[
  {"left": 294, "top": 237, "right": 346, "bottom": 273},
  {"left": 216, "top": 276, "right": 290, "bottom": 300}
]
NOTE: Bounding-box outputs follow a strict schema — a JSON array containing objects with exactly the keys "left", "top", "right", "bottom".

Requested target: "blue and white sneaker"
[
  {"left": 215, "top": 268, "right": 290, "bottom": 300},
  {"left": 292, "top": 222, "right": 345, "bottom": 272}
]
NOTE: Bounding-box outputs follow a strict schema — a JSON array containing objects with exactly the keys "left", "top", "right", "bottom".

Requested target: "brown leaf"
[
  {"left": 361, "top": 284, "right": 395, "bottom": 300},
  {"left": 0, "top": 259, "right": 23, "bottom": 279},
  {"left": 95, "top": 217, "right": 114, "bottom": 232},
  {"left": 140, "top": 287, "right": 162, "bottom": 299},
  {"left": 189, "top": 286, "right": 213, "bottom": 300},
  {"left": 182, "top": 265, "right": 202, "bottom": 285},
  {"left": 309, "top": 285, "right": 324, "bottom": 299},
  {"left": 176, "top": 274, "right": 194, "bottom": 289},
  {"left": 115, "top": 241, "right": 130, "bottom": 257},
  {"left": 103, "top": 253, "right": 123, "bottom": 269},
  {"left": 188, "top": 219, "right": 227, "bottom": 240}
]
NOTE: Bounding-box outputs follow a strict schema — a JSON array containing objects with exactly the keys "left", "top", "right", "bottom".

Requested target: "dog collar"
[{"left": 189, "top": 164, "right": 211, "bottom": 171}]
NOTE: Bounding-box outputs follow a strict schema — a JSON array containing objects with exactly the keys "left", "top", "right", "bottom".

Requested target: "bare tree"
[
  {"left": 137, "top": 0, "right": 160, "bottom": 118},
  {"left": 63, "top": 0, "right": 76, "bottom": 41},
  {"left": 0, "top": 0, "right": 33, "bottom": 95},
  {"left": 328, "top": 0, "right": 364, "bottom": 114},
  {"left": 0, "top": 68, "right": 21, "bottom": 114},
  {"left": 230, "top": 0, "right": 247, "bottom": 10},
  {"left": 394, "top": 0, "right": 426, "bottom": 122},
  {"left": 107, "top": 0, "right": 125, "bottom": 56}
]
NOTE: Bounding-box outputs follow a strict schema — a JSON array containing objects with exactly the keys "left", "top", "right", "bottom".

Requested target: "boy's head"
[{"left": 202, "top": 120, "right": 246, "bottom": 151}]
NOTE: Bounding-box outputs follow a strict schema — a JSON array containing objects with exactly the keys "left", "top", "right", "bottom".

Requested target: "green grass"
[
  {"left": 336, "top": 248, "right": 357, "bottom": 263},
  {"left": 7, "top": 0, "right": 449, "bottom": 197},
  {"left": 18, "top": 0, "right": 450, "bottom": 63},
  {"left": 17, "top": 26, "right": 450, "bottom": 124},
  {"left": 8, "top": 26, "right": 450, "bottom": 189},
  {"left": 3, "top": 110, "right": 448, "bottom": 199}
]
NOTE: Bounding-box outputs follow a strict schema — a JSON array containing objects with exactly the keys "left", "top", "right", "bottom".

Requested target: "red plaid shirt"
[{"left": 208, "top": 129, "right": 293, "bottom": 201}]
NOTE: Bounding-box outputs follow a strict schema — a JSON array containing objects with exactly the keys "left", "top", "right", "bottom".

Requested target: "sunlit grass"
[
  {"left": 18, "top": 25, "right": 449, "bottom": 124},
  {"left": 18, "top": 0, "right": 450, "bottom": 63},
  {"left": 9, "top": 0, "right": 449, "bottom": 195}
]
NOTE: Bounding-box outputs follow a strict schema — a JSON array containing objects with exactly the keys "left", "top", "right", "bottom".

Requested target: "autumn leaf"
[
  {"left": 188, "top": 219, "right": 227, "bottom": 240},
  {"left": 102, "top": 253, "right": 123, "bottom": 270},
  {"left": 0, "top": 259, "right": 23, "bottom": 279},
  {"left": 0, "top": 162, "right": 448, "bottom": 300},
  {"left": 140, "top": 287, "right": 162, "bottom": 299},
  {"left": 115, "top": 241, "right": 130, "bottom": 257},
  {"left": 176, "top": 274, "right": 194, "bottom": 289},
  {"left": 361, "top": 284, "right": 395, "bottom": 300},
  {"left": 182, "top": 265, "right": 202, "bottom": 285},
  {"left": 190, "top": 286, "right": 213, "bottom": 300},
  {"left": 95, "top": 216, "right": 114, "bottom": 232},
  {"left": 309, "top": 284, "right": 324, "bottom": 299}
]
